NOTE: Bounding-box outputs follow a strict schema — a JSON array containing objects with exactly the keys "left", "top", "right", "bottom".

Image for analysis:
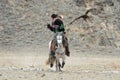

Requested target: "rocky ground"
[{"left": 0, "top": 0, "right": 120, "bottom": 80}]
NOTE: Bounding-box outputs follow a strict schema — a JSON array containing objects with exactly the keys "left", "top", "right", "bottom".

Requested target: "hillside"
[{"left": 0, "top": 0, "right": 120, "bottom": 52}]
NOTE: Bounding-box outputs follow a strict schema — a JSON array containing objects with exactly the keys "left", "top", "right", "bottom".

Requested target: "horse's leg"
[
  {"left": 59, "top": 62, "right": 62, "bottom": 68},
  {"left": 61, "top": 55, "right": 65, "bottom": 68},
  {"left": 50, "top": 57, "right": 53, "bottom": 68},
  {"left": 55, "top": 55, "right": 62, "bottom": 71},
  {"left": 55, "top": 58, "right": 59, "bottom": 71},
  {"left": 50, "top": 63, "right": 53, "bottom": 68},
  {"left": 61, "top": 61, "right": 65, "bottom": 68},
  {"left": 58, "top": 61, "right": 62, "bottom": 71},
  {"left": 50, "top": 55, "right": 55, "bottom": 68}
]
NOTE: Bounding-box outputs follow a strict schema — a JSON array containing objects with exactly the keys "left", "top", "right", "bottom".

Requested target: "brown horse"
[{"left": 46, "top": 32, "right": 66, "bottom": 71}]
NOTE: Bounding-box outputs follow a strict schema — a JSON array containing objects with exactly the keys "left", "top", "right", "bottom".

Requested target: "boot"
[{"left": 65, "top": 46, "right": 70, "bottom": 57}]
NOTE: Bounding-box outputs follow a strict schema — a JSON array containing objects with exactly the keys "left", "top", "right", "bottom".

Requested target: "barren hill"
[{"left": 0, "top": 0, "right": 120, "bottom": 52}]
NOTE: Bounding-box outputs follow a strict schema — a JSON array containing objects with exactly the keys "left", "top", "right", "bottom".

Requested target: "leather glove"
[{"left": 47, "top": 24, "right": 51, "bottom": 28}]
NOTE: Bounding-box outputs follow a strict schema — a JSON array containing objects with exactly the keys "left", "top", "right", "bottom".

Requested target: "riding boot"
[{"left": 65, "top": 46, "right": 70, "bottom": 57}]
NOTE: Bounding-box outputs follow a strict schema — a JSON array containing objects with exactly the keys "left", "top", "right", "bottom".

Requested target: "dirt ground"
[{"left": 0, "top": 47, "right": 120, "bottom": 80}]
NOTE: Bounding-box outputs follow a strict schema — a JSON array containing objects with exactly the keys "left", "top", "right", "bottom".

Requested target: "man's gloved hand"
[{"left": 47, "top": 24, "right": 51, "bottom": 28}]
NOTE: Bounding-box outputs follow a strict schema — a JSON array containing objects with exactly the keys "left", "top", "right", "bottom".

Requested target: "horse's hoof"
[
  {"left": 59, "top": 69, "right": 62, "bottom": 72},
  {"left": 50, "top": 64, "right": 53, "bottom": 67}
]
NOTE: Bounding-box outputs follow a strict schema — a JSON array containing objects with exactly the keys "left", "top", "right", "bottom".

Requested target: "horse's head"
[
  {"left": 53, "top": 32, "right": 65, "bottom": 50},
  {"left": 56, "top": 33, "right": 63, "bottom": 44},
  {"left": 55, "top": 32, "right": 65, "bottom": 45}
]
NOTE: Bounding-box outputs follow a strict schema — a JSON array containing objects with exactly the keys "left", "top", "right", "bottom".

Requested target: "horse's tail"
[{"left": 46, "top": 56, "right": 56, "bottom": 65}]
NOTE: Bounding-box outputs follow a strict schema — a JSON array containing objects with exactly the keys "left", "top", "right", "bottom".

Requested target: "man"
[{"left": 47, "top": 14, "right": 70, "bottom": 57}]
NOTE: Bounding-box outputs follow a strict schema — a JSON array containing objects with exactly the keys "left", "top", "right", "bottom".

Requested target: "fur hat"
[{"left": 51, "top": 14, "right": 58, "bottom": 18}]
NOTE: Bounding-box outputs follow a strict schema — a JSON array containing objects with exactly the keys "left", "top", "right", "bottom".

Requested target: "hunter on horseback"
[{"left": 47, "top": 14, "right": 70, "bottom": 57}]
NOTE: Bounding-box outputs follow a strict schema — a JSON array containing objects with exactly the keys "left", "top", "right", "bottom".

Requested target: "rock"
[{"left": 41, "top": 74, "right": 46, "bottom": 77}]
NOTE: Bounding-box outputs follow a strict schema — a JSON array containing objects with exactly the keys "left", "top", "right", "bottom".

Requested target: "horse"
[{"left": 46, "top": 32, "right": 66, "bottom": 71}]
